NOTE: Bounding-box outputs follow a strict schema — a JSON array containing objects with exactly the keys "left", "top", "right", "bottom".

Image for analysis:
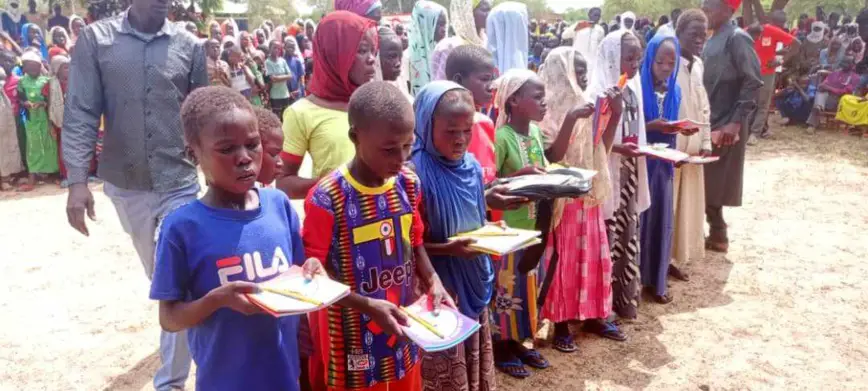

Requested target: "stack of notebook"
[
  {"left": 246, "top": 266, "right": 350, "bottom": 317},
  {"left": 449, "top": 225, "right": 542, "bottom": 256},
  {"left": 638, "top": 144, "right": 720, "bottom": 165}
]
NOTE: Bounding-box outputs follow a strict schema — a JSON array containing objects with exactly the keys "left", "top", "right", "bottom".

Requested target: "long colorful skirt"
[
  {"left": 639, "top": 157, "right": 675, "bottom": 297},
  {"left": 24, "top": 108, "right": 58, "bottom": 174},
  {"left": 490, "top": 249, "right": 540, "bottom": 341},
  {"left": 607, "top": 156, "right": 641, "bottom": 320},
  {"left": 421, "top": 307, "right": 495, "bottom": 391},
  {"left": 539, "top": 199, "right": 612, "bottom": 322}
]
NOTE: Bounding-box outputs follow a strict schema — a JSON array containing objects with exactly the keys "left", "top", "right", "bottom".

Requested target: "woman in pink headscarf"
[{"left": 334, "top": 0, "right": 383, "bottom": 23}]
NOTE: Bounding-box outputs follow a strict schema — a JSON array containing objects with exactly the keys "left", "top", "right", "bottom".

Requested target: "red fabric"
[
  {"left": 4, "top": 74, "right": 18, "bottom": 115},
  {"left": 279, "top": 151, "right": 304, "bottom": 166},
  {"left": 468, "top": 114, "right": 497, "bottom": 184},
  {"left": 307, "top": 11, "right": 378, "bottom": 102},
  {"left": 540, "top": 200, "right": 612, "bottom": 322},
  {"left": 302, "top": 192, "right": 335, "bottom": 263},
  {"left": 754, "top": 24, "right": 796, "bottom": 75},
  {"left": 724, "top": 0, "right": 742, "bottom": 11},
  {"left": 410, "top": 190, "right": 425, "bottom": 247},
  {"left": 48, "top": 46, "right": 67, "bottom": 61}
]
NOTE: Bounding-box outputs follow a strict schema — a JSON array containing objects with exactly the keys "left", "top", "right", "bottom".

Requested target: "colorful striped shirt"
[{"left": 303, "top": 165, "right": 424, "bottom": 389}]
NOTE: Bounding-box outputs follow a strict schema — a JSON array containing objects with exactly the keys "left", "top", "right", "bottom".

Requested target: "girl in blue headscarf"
[
  {"left": 638, "top": 33, "right": 682, "bottom": 304},
  {"left": 21, "top": 23, "right": 48, "bottom": 61},
  {"left": 410, "top": 80, "right": 498, "bottom": 389}
]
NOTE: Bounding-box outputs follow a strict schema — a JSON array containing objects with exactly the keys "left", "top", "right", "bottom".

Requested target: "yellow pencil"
[
  {"left": 261, "top": 287, "right": 322, "bottom": 306},
  {"left": 401, "top": 307, "right": 444, "bottom": 339}
]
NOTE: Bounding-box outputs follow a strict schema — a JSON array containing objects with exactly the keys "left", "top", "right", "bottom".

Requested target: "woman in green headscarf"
[{"left": 409, "top": 0, "right": 448, "bottom": 95}]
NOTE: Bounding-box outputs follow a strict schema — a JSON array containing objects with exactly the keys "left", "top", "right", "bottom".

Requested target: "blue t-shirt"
[
  {"left": 150, "top": 188, "right": 303, "bottom": 391},
  {"left": 285, "top": 55, "right": 305, "bottom": 94}
]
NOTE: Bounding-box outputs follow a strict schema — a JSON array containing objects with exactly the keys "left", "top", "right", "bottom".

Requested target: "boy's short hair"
[
  {"left": 348, "top": 81, "right": 414, "bottom": 132},
  {"left": 253, "top": 106, "right": 282, "bottom": 135},
  {"left": 181, "top": 86, "right": 254, "bottom": 145},
  {"left": 445, "top": 45, "right": 494, "bottom": 79},
  {"left": 676, "top": 9, "right": 708, "bottom": 36}
]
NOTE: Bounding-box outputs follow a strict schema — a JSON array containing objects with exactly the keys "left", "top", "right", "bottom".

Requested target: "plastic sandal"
[
  {"left": 583, "top": 321, "right": 627, "bottom": 342},
  {"left": 552, "top": 335, "right": 578, "bottom": 353},
  {"left": 494, "top": 357, "right": 530, "bottom": 379},
  {"left": 516, "top": 348, "right": 550, "bottom": 369}
]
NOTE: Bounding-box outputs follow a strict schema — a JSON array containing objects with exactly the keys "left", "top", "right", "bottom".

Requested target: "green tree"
[{"left": 247, "top": 0, "right": 298, "bottom": 26}]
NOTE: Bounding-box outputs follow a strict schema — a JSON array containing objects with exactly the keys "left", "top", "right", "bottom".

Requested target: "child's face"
[
  {"left": 228, "top": 50, "right": 242, "bottom": 66},
  {"left": 256, "top": 127, "right": 284, "bottom": 185},
  {"left": 210, "top": 24, "right": 222, "bottom": 39},
  {"left": 509, "top": 77, "right": 547, "bottom": 122},
  {"left": 573, "top": 54, "right": 588, "bottom": 91},
  {"left": 206, "top": 40, "right": 220, "bottom": 59},
  {"left": 72, "top": 19, "right": 85, "bottom": 36},
  {"left": 193, "top": 108, "right": 262, "bottom": 195},
  {"left": 352, "top": 114, "right": 415, "bottom": 179},
  {"left": 284, "top": 38, "right": 297, "bottom": 56},
  {"left": 28, "top": 27, "right": 41, "bottom": 42},
  {"left": 458, "top": 62, "right": 495, "bottom": 107},
  {"left": 58, "top": 63, "right": 69, "bottom": 82},
  {"left": 379, "top": 36, "right": 403, "bottom": 81},
  {"left": 349, "top": 29, "right": 378, "bottom": 86},
  {"left": 621, "top": 35, "right": 642, "bottom": 79},
  {"left": 52, "top": 30, "right": 66, "bottom": 46},
  {"left": 432, "top": 91, "right": 475, "bottom": 161},
  {"left": 22, "top": 61, "right": 41, "bottom": 77},
  {"left": 652, "top": 39, "right": 677, "bottom": 87}
]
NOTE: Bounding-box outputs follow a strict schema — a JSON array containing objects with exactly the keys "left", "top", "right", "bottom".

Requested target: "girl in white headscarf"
[
  {"left": 490, "top": 67, "right": 551, "bottom": 378},
  {"left": 587, "top": 29, "right": 650, "bottom": 320},
  {"left": 486, "top": 1, "right": 529, "bottom": 73},
  {"left": 537, "top": 45, "right": 628, "bottom": 353}
]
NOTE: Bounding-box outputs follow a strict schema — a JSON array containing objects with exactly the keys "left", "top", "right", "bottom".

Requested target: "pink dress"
[{"left": 539, "top": 199, "right": 613, "bottom": 322}]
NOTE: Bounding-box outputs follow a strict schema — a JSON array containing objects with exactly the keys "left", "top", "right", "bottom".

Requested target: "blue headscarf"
[
  {"left": 410, "top": 80, "right": 493, "bottom": 319},
  {"left": 21, "top": 23, "right": 48, "bottom": 61},
  {"left": 640, "top": 34, "right": 681, "bottom": 122}
]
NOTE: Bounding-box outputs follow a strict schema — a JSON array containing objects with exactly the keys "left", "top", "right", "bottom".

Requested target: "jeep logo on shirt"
[{"left": 359, "top": 261, "right": 413, "bottom": 294}]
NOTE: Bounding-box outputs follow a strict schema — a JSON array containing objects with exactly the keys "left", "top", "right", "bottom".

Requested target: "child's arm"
[
  {"left": 18, "top": 82, "right": 29, "bottom": 110},
  {"left": 158, "top": 282, "right": 261, "bottom": 332},
  {"left": 544, "top": 101, "right": 594, "bottom": 163},
  {"left": 150, "top": 225, "right": 262, "bottom": 333},
  {"left": 602, "top": 87, "right": 623, "bottom": 152},
  {"left": 269, "top": 60, "right": 293, "bottom": 83}
]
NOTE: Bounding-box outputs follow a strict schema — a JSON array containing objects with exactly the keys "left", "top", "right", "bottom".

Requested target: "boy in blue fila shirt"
[{"left": 149, "top": 86, "right": 324, "bottom": 391}]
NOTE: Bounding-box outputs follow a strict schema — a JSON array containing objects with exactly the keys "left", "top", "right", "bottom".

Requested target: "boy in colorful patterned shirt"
[{"left": 302, "top": 81, "right": 453, "bottom": 391}]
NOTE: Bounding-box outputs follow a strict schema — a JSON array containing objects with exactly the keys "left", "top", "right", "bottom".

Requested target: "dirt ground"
[{"left": 2, "top": 122, "right": 868, "bottom": 391}]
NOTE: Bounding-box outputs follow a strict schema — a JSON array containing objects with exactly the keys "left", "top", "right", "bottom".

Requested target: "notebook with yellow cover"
[{"left": 449, "top": 225, "right": 542, "bottom": 256}]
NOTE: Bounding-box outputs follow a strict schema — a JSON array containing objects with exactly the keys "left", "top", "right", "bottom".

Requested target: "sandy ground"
[{"left": 2, "top": 124, "right": 868, "bottom": 391}]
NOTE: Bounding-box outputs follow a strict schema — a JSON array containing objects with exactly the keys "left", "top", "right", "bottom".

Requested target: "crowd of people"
[{"left": 0, "top": 0, "right": 856, "bottom": 390}]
